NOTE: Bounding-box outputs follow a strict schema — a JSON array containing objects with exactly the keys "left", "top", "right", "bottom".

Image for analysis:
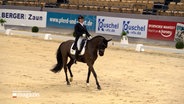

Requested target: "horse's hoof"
[
  {"left": 86, "top": 83, "right": 90, "bottom": 87},
  {"left": 67, "top": 82, "right": 70, "bottom": 85},
  {"left": 70, "top": 77, "right": 73, "bottom": 82},
  {"left": 97, "top": 86, "right": 101, "bottom": 90}
]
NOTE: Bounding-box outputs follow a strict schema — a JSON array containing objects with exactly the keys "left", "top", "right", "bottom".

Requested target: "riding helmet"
[{"left": 78, "top": 15, "right": 84, "bottom": 20}]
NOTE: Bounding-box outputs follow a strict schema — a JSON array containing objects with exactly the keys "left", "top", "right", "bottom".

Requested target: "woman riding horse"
[
  {"left": 51, "top": 35, "right": 111, "bottom": 90},
  {"left": 72, "top": 15, "right": 92, "bottom": 63}
]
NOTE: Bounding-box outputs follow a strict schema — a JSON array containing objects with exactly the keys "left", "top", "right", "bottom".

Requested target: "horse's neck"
[
  {"left": 90, "top": 37, "right": 102, "bottom": 48},
  {"left": 86, "top": 38, "right": 100, "bottom": 58}
]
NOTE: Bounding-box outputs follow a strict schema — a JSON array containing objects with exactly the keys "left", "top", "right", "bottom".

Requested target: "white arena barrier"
[
  {"left": 120, "top": 36, "right": 129, "bottom": 45},
  {"left": 5, "top": 29, "right": 13, "bottom": 35},
  {"left": 0, "top": 29, "right": 184, "bottom": 54},
  {"left": 135, "top": 44, "right": 144, "bottom": 52},
  {"left": 44, "top": 34, "right": 52, "bottom": 40}
]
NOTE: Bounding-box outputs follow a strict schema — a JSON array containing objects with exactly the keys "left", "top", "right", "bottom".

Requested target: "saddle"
[{"left": 70, "top": 38, "right": 87, "bottom": 56}]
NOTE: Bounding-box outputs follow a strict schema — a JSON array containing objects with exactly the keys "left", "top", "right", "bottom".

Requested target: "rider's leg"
[
  {"left": 72, "top": 36, "right": 79, "bottom": 63},
  {"left": 72, "top": 36, "right": 79, "bottom": 50}
]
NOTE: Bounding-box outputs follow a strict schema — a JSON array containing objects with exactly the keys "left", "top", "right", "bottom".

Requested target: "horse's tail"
[{"left": 51, "top": 44, "right": 63, "bottom": 73}]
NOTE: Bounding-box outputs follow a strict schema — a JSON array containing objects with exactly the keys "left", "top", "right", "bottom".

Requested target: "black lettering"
[
  {"left": 2, "top": 12, "right": 5, "bottom": 18},
  {"left": 32, "top": 15, "right": 35, "bottom": 20},
  {"left": 28, "top": 14, "right": 32, "bottom": 20},
  {"left": 17, "top": 13, "right": 20, "bottom": 19},
  {"left": 13, "top": 13, "right": 16, "bottom": 18},
  {"left": 9, "top": 13, "right": 12, "bottom": 18},
  {"left": 40, "top": 16, "right": 43, "bottom": 20},
  {"left": 1, "top": 12, "right": 25, "bottom": 19},
  {"left": 21, "top": 14, "right": 24, "bottom": 19},
  {"left": 5, "top": 13, "right": 8, "bottom": 18},
  {"left": 1, "top": 12, "right": 4, "bottom": 18},
  {"left": 28, "top": 14, "right": 42, "bottom": 21}
]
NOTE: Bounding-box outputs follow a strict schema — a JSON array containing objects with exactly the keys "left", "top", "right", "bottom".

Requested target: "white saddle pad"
[{"left": 70, "top": 40, "right": 87, "bottom": 56}]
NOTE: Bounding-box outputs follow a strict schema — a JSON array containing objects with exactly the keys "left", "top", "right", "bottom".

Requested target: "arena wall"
[{"left": 0, "top": 5, "right": 184, "bottom": 42}]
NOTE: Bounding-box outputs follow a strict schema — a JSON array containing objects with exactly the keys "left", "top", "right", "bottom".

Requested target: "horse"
[{"left": 50, "top": 35, "right": 112, "bottom": 90}]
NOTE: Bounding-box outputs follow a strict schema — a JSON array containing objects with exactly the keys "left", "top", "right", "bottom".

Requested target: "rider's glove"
[
  {"left": 88, "top": 36, "right": 92, "bottom": 40},
  {"left": 82, "top": 34, "right": 86, "bottom": 37}
]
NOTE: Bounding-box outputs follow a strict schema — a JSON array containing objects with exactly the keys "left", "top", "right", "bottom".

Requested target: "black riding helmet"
[{"left": 78, "top": 15, "right": 84, "bottom": 20}]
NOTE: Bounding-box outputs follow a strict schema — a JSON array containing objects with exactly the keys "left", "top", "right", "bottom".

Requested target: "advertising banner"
[
  {"left": 96, "top": 16, "right": 148, "bottom": 38},
  {"left": 96, "top": 16, "right": 122, "bottom": 35},
  {"left": 0, "top": 9, "right": 47, "bottom": 27},
  {"left": 147, "top": 20, "right": 176, "bottom": 41},
  {"left": 47, "top": 12, "right": 96, "bottom": 31},
  {"left": 122, "top": 18, "right": 148, "bottom": 38},
  {"left": 175, "top": 23, "right": 184, "bottom": 41}
]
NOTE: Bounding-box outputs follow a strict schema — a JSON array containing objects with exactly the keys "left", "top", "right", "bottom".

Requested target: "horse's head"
[{"left": 98, "top": 38, "right": 112, "bottom": 56}]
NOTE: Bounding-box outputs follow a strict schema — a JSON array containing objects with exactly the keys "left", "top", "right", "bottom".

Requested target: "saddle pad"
[{"left": 70, "top": 41, "right": 87, "bottom": 56}]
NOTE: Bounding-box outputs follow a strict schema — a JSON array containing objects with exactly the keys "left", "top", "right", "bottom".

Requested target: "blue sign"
[{"left": 47, "top": 12, "right": 96, "bottom": 31}]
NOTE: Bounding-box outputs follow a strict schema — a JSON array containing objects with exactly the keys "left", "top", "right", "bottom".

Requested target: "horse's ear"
[{"left": 107, "top": 39, "right": 112, "bottom": 42}]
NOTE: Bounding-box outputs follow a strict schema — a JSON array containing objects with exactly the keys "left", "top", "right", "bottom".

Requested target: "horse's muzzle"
[{"left": 99, "top": 49, "right": 104, "bottom": 56}]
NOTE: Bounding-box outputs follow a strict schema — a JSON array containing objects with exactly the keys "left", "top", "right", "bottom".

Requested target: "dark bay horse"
[{"left": 51, "top": 35, "right": 111, "bottom": 90}]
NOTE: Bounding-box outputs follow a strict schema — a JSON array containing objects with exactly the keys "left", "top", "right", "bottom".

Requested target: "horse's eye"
[
  {"left": 103, "top": 43, "right": 107, "bottom": 48},
  {"left": 101, "top": 44, "right": 107, "bottom": 49}
]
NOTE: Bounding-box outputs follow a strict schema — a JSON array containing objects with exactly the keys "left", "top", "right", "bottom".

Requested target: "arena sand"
[{"left": 0, "top": 34, "right": 184, "bottom": 104}]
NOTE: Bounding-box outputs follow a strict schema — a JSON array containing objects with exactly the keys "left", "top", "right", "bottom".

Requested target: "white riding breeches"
[{"left": 77, "top": 36, "right": 86, "bottom": 50}]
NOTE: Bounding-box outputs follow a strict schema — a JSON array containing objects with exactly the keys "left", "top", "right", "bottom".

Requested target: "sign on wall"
[
  {"left": 96, "top": 16, "right": 148, "bottom": 38},
  {"left": 122, "top": 18, "right": 148, "bottom": 38},
  {"left": 96, "top": 16, "right": 122, "bottom": 35},
  {"left": 147, "top": 20, "right": 176, "bottom": 41},
  {"left": 47, "top": 12, "right": 96, "bottom": 31},
  {"left": 0, "top": 9, "right": 47, "bottom": 27},
  {"left": 175, "top": 23, "right": 184, "bottom": 41}
]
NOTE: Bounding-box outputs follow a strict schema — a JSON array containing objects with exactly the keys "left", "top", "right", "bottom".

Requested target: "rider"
[{"left": 72, "top": 15, "right": 92, "bottom": 62}]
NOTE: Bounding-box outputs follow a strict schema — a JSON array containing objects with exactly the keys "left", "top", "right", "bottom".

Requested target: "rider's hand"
[
  {"left": 82, "top": 34, "right": 86, "bottom": 37},
  {"left": 88, "top": 36, "right": 92, "bottom": 40}
]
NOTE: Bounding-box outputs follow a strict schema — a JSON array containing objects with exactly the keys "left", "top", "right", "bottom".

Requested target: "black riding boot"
[
  {"left": 72, "top": 43, "right": 78, "bottom": 64},
  {"left": 73, "top": 37, "right": 79, "bottom": 64},
  {"left": 74, "top": 50, "right": 79, "bottom": 64}
]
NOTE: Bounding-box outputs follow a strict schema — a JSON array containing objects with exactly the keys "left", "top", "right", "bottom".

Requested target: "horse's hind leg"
[
  {"left": 63, "top": 56, "right": 70, "bottom": 85},
  {"left": 67, "top": 59, "right": 74, "bottom": 82},
  {"left": 64, "top": 65, "right": 70, "bottom": 85}
]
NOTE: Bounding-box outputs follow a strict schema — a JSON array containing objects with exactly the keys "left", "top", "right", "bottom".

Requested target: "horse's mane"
[{"left": 91, "top": 35, "right": 105, "bottom": 40}]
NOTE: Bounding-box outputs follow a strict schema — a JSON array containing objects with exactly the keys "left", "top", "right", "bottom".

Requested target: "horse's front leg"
[
  {"left": 86, "top": 68, "right": 91, "bottom": 86},
  {"left": 89, "top": 66, "right": 101, "bottom": 90}
]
